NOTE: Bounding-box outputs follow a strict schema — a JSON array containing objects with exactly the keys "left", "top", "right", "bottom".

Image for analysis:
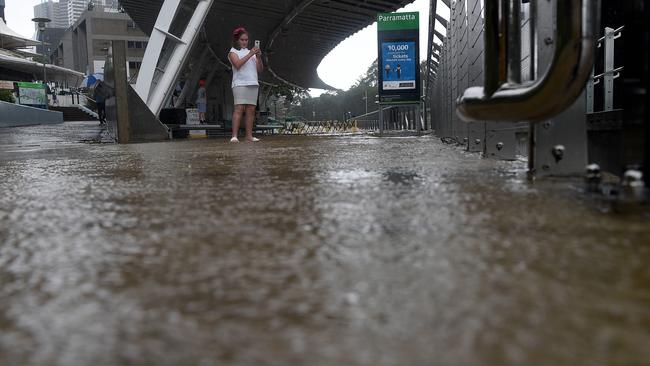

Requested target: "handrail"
[
  {"left": 597, "top": 25, "right": 624, "bottom": 44},
  {"left": 456, "top": 0, "right": 598, "bottom": 123},
  {"left": 593, "top": 66, "right": 624, "bottom": 81}
]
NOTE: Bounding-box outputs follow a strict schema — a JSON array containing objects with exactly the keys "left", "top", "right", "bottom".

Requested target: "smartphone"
[{"left": 255, "top": 40, "right": 261, "bottom": 49}]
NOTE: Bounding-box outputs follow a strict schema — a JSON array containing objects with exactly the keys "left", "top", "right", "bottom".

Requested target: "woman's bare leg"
[
  {"left": 245, "top": 105, "right": 256, "bottom": 141},
  {"left": 232, "top": 105, "right": 244, "bottom": 138}
]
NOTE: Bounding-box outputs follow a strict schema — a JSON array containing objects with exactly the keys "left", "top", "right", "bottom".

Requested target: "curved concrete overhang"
[{"left": 120, "top": 0, "right": 416, "bottom": 90}]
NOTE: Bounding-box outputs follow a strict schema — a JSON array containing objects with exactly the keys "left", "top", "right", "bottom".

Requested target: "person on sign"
[
  {"left": 385, "top": 64, "right": 391, "bottom": 77},
  {"left": 397, "top": 64, "right": 402, "bottom": 79},
  {"left": 228, "top": 27, "right": 263, "bottom": 143}
]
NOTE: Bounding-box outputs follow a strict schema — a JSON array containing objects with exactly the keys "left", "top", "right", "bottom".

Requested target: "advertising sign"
[
  {"left": 186, "top": 108, "right": 205, "bottom": 137},
  {"left": 17, "top": 82, "right": 48, "bottom": 108},
  {"left": 377, "top": 12, "right": 421, "bottom": 104},
  {"left": 381, "top": 41, "right": 417, "bottom": 90}
]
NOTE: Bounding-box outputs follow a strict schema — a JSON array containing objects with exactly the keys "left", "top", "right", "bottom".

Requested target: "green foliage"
[
  {"left": 272, "top": 59, "right": 428, "bottom": 121},
  {"left": 0, "top": 89, "right": 15, "bottom": 103},
  {"left": 272, "top": 83, "right": 310, "bottom": 105},
  {"left": 291, "top": 59, "right": 427, "bottom": 121}
]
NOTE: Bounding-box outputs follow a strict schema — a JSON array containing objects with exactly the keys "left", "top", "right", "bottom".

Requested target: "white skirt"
[{"left": 233, "top": 85, "right": 259, "bottom": 105}]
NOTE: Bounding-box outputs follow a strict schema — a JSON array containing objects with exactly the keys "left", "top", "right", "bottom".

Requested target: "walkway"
[{"left": 1, "top": 123, "right": 649, "bottom": 365}]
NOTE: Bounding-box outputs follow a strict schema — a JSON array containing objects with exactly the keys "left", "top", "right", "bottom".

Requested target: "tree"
[
  {"left": 289, "top": 58, "right": 428, "bottom": 121},
  {"left": 291, "top": 59, "right": 381, "bottom": 121}
]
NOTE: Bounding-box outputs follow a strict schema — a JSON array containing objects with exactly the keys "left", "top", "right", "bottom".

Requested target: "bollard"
[{"left": 585, "top": 164, "right": 602, "bottom": 193}]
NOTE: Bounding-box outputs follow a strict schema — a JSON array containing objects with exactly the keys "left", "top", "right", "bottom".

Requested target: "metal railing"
[
  {"left": 351, "top": 109, "right": 381, "bottom": 131},
  {"left": 587, "top": 26, "right": 624, "bottom": 113},
  {"left": 456, "top": 0, "right": 598, "bottom": 123},
  {"left": 352, "top": 105, "right": 424, "bottom": 133},
  {"left": 52, "top": 93, "right": 88, "bottom": 107},
  {"left": 279, "top": 120, "right": 358, "bottom": 135}
]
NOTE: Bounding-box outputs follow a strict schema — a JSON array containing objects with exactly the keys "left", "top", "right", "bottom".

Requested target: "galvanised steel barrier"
[
  {"left": 350, "top": 105, "right": 423, "bottom": 134},
  {"left": 279, "top": 120, "right": 359, "bottom": 135},
  {"left": 427, "top": 0, "right": 598, "bottom": 177},
  {"left": 587, "top": 26, "right": 624, "bottom": 114},
  {"left": 429, "top": 0, "right": 521, "bottom": 160}
]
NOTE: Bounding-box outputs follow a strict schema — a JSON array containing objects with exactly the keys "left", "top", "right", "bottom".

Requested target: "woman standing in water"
[{"left": 228, "top": 27, "right": 263, "bottom": 142}]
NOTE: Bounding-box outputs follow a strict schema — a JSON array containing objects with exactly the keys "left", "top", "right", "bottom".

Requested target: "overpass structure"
[
  {"left": 119, "top": 0, "right": 416, "bottom": 117},
  {"left": 423, "top": 0, "right": 647, "bottom": 184}
]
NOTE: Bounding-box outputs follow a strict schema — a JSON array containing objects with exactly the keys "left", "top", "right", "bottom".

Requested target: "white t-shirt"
[
  {"left": 229, "top": 48, "right": 259, "bottom": 88},
  {"left": 196, "top": 87, "right": 207, "bottom": 104}
]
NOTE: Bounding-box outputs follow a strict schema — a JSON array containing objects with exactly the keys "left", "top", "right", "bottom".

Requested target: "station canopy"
[
  {"left": 0, "top": 49, "right": 84, "bottom": 84},
  {"left": 120, "top": 0, "right": 416, "bottom": 89},
  {"left": 0, "top": 19, "right": 41, "bottom": 50}
]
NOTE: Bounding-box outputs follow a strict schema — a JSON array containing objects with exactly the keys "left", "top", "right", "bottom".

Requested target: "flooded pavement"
[{"left": 0, "top": 122, "right": 649, "bottom": 366}]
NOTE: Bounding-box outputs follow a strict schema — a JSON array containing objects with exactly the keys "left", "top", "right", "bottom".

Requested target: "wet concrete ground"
[{"left": 0, "top": 122, "right": 649, "bottom": 366}]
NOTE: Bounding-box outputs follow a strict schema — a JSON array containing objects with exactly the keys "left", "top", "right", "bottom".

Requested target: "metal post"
[
  {"left": 416, "top": 104, "right": 422, "bottom": 135},
  {"left": 364, "top": 90, "right": 368, "bottom": 115},
  {"left": 42, "top": 37, "right": 47, "bottom": 85},
  {"left": 603, "top": 27, "right": 615, "bottom": 112},
  {"left": 450, "top": 1, "right": 459, "bottom": 141},
  {"left": 467, "top": 0, "right": 485, "bottom": 153},
  {"left": 507, "top": 0, "right": 522, "bottom": 85},
  {"left": 379, "top": 103, "right": 384, "bottom": 136},
  {"left": 32, "top": 17, "right": 51, "bottom": 89},
  {"left": 137, "top": 0, "right": 214, "bottom": 116},
  {"left": 586, "top": 68, "right": 595, "bottom": 113}
]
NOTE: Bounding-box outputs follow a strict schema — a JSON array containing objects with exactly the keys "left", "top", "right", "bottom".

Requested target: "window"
[{"left": 128, "top": 41, "right": 147, "bottom": 49}]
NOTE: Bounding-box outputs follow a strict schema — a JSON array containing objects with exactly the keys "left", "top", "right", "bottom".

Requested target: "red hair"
[
  {"left": 232, "top": 27, "right": 248, "bottom": 49},
  {"left": 199, "top": 79, "right": 206, "bottom": 87}
]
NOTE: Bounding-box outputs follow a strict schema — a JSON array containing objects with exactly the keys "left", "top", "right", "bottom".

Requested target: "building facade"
[
  {"left": 53, "top": 0, "right": 69, "bottom": 28},
  {"left": 33, "top": 0, "right": 69, "bottom": 29},
  {"left": 51, "top": 7, "right": 149, "bottom": 80},
  {"left": 66, "top": 0, "right": 87, "bottom": 27}
]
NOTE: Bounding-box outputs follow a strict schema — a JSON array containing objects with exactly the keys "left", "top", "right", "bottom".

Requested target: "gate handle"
[{"left": 456, "top": 0, "right": 598, "bottom": 123}]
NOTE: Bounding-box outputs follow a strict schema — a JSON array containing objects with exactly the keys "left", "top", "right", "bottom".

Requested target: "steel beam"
[
  {"left": 134, "top": 0, "right": 182, "bottom": 103},
  {"left": 138, "top": 0, "right": 214, "bottom": 116}
]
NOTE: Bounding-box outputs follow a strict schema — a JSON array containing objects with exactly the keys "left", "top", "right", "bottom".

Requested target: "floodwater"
[{"left": 0, "top": 122, "right": 649, "bottom": 366}]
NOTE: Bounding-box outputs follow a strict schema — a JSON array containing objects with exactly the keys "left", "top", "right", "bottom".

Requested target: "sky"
[
  {"left": 4, "top": 0, "right": 43, "bottom": 39},
  {"left": 314, "top": 0, "right": 449, "bottom": 96},
  {"left": 4, "top": 0, "right": 450, "bottom": 96}
]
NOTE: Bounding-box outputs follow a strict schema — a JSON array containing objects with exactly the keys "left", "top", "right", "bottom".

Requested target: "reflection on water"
[{"left": 0, "top": 124, "right": 649, "bottom": 365}]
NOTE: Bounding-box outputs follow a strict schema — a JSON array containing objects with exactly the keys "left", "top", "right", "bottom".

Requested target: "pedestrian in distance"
[
  {"left": 93, "top": 85, "right": 106, "bottom": 125},
  {"left": 228, "top": 27, "right": 263, "bottom": 143},
  {"left": 196, "top": 79, "right": 207, "bottom": 124}
]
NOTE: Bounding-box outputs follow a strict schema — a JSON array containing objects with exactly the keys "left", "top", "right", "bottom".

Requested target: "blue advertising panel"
[{"left": 381, "top": 41, "right": 417, "bottom": 91}]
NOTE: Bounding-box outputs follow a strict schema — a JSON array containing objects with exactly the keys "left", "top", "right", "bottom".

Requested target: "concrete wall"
[
  {"left": 52, "top": 10, "right": 149, "bottom": 78},
  {"left": 0, "top": 101, "right": 63, "bottom": 128}
]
